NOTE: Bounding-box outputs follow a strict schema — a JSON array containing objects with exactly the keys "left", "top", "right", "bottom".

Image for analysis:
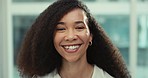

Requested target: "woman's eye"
[
  {"left": 75, "top": 23, "right": 85, "bottom": 30},
  {"left": 56, "top": 28, "right": 65, "bottom": 31},
  {"left": 76, "top": 26, "right": 85, "bottom": 29},
  {"left": 75, "top": 25, "right": 85, "bottom": 31}
]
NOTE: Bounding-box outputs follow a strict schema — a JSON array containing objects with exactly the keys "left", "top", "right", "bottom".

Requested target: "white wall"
[{"left": 0, "top": 0, "right": 13, "bottom": 78}]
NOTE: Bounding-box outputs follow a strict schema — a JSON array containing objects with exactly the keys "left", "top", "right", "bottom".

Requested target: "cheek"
[
  {"left": 53, "top": 34, "right": 62, "bottom": 55},
  {"left": 81, "top": 29, "right": 91, "bottom": 39},
  {"left": 53, "top": 34, "right": 62, "bottom": 46},
  {"left": 79, "top": 32, "right": 91, "bottom": 43}
]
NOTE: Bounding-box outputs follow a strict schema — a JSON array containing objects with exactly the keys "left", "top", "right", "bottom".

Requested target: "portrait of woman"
[{"left": 17, "top": 0, "right": 131, "bottom": 78}]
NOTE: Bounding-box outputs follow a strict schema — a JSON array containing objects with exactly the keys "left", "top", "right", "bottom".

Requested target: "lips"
[{"left": 62, "top": 44, "right": 81, "bottom": 53}]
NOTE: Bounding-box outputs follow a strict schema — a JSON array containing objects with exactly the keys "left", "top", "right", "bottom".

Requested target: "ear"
[{"left": 89, "top": 34, "right": 93, "bottom": 42}]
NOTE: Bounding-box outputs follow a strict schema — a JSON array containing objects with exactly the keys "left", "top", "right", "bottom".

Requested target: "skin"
[{"left": 53, "top": 8, "right": 93, "bottom": 78}]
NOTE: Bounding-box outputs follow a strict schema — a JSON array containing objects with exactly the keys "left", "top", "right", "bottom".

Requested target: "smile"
[{"left": 62, "top": 45, "right": 81, "bottom": 53}]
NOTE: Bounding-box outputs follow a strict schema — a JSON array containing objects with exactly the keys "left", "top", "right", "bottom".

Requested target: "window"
[
  {"left": 137, "top": 15, "right": 148, "bottom": 78},
  {"left": 95, "top": 15, "right": 130, "bottom": 65}
]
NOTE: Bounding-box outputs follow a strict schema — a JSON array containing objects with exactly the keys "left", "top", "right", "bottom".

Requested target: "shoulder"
[{"left": 92, "top": 65, "right": 114, "bottom": 78}]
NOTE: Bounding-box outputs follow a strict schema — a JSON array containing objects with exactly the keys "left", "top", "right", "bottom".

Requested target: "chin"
[{"left": 64, "top": 57, "right": 79, "bottom": 63}]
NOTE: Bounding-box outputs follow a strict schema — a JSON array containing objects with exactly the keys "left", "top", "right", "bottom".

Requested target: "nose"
[{"left": 64, "top": 30, "right": 78, "bottom": 41}]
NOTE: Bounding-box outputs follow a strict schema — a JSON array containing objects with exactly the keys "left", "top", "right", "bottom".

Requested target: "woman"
[{"left": 17, "top": 0, "right": 131, "bottom": 78}]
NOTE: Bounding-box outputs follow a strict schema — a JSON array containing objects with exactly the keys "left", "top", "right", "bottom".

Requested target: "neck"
[{"left": 59, "top": 59, "right": 94, "bottom": 78}]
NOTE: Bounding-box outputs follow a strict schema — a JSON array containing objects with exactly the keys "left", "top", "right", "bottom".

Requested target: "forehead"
[{"left": 59, "top": 8, "right": 87, "bottom": 21}]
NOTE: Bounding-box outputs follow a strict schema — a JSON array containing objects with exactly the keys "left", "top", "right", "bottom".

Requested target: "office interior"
[{"left": 0, "top": 0, "right": 148, "bottom": 78}]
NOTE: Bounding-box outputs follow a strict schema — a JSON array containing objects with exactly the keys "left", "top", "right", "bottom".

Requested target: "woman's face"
[{"left": 54, "top": 9, "right": 92, "bottom": 63}]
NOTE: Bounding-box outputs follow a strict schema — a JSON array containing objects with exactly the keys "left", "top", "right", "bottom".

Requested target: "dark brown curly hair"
[{"left": 17, "top": 0, "right": 131, "bottom": 78}]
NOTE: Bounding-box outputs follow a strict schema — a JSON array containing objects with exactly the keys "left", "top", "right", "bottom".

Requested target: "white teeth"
[{"left": 64, "top": 45, "right": 80, "bottom": 50}]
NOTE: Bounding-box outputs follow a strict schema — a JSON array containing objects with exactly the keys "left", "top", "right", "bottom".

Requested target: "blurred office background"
[{"left": 0, "top": 0, "right": 148, "bottom": 78}]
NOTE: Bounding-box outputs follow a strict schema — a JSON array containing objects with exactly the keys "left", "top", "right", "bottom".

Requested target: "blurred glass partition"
[
  {"left": 98, "top": 0, "right": 129, "bottom": 2},
  {"left": 137, "top": 15, "right": 148, "bottom": 78},
  {"left": 13, "top": 0, "right": 54, "bottom": 2},
  {"left": 12, "top": 0, "right": 135, "bottom": 2},
  {"left": 13, "top": 15, "right": 37, "bottom": 78},
  {"left": 95, "top": 15, "right": 130, "bottom": 65},
  {"left": 138, "top": 0, "right": 148, "bottom": 2},
  {"left": 12, "top": 0, "right": 96, "bottom": 2}
]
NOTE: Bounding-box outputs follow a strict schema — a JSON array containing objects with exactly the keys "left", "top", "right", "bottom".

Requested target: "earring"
[
  {"left": 32, "top": 75, "right": 37, "bottom": 78},
  {"left": 89, "top": 41, "right": 92, "bottom": 46}
]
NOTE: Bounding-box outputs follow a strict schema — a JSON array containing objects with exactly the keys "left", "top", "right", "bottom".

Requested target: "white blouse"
[{"left": 37, "top": 65, "right": 113, "bottom": 78}]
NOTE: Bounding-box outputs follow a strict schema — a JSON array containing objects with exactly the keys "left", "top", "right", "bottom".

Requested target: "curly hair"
[{"left": 17, "top": 0, "right": 131, "bottom": 78}]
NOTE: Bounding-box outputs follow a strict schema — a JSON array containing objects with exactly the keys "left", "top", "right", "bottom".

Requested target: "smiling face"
[{"left": 53, "top": 8, "right": 92, "bottom": 63}]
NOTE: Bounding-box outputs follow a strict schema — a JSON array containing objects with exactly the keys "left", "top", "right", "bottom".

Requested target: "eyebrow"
[
  {"left": 57, "top": 22, "right": 65, "bottom": 25},
  {"left": 75, "top": 21, "right": 84, "bottom": 24},
  {"left": 57, "top": 21, "right": 84, "bottom": 25}
]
